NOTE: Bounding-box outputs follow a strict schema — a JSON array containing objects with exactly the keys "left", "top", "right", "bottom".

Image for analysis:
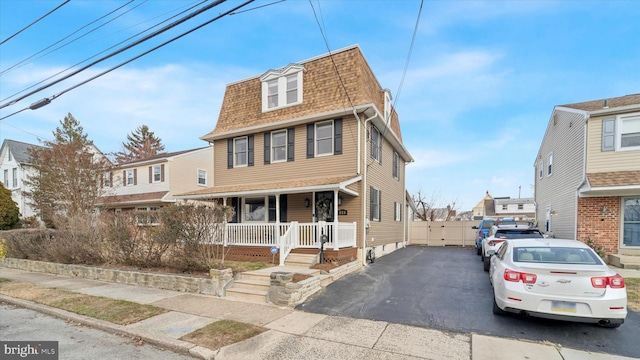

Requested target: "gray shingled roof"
[{"left": 1, "top": 139, "right": 46, "bottom": 164}]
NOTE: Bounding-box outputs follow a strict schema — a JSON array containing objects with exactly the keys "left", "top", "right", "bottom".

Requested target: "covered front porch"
[{"left": 176, "top": 175, "right": 363, "bottom": 266}]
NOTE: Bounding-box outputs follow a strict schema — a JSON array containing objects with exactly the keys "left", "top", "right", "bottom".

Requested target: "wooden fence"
[{"left": 410, "top": 220, "right": 477, "bottom": 247}]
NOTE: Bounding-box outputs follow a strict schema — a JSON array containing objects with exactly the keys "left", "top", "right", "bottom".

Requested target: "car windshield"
[
  {"left": 513, "top": 246, "right": 603, "bottom": 265},
  {"left": 494, "top": 230, "right": 543, "bottom": 239}
]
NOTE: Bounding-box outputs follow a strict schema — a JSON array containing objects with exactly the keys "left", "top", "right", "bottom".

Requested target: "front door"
[{"left": 315, "top": 191, "right": 334, "bottom": 222}]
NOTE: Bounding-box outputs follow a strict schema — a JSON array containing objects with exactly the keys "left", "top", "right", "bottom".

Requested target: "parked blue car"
[{"left": 472, "top": 218, "right": 517, "bottom": 255}]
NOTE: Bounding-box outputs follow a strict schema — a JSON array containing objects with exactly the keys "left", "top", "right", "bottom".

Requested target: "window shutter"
[
  {"left": 287, "top": 128, "right": 295, "bottom": 162},
  {"left": 264, "top": 133, "right": 271, "bottom": 165},
  {"left": 161, "top": 164, "right": 165, "bottom": 182},
  {"left": 394, "top": 202, "right": 397, "bottom": 221},
  {"left": 227, "top": 139, "right": 233, "bottom": 169},
  {"left": 248, "top": 135, "right": 254, "bottom": 166},
  {"left": 307, "top": 124, "right": 314, "bottom": 158},
  {"left": 370, "top": 186, "right": 374, "bottom": 220},
  {"left": 123, "top": 171, "right": 126, "bottom": 186},
  {"left": 378, "top": 190, "right": 382, "bottom": 221},
  {"left": 334, "top": 118, "right": 342, "bottom": 155},
  {"left": 602, "top": 118, "right": 615, "bottom": 151},
  {"left": 109, "top": 171, "right": 113, "bottom": 186},
  {"left": 148, "top": 166, "right": 152, "bottom": 183},
  {"left": 393, "top": 152, "right": 398, "bottom": 178},
  {"left": 133, "top": 169, "right": 137, "bottom": 185}
]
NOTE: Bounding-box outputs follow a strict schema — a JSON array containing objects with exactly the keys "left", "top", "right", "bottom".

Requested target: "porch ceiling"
[{"left": 175, "top": 175, "right": 361, "bottom": 199}]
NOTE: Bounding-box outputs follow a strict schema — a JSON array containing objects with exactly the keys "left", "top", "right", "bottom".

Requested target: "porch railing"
[{"left": 222, "top": 222, "right": 357, "bottom": 264}]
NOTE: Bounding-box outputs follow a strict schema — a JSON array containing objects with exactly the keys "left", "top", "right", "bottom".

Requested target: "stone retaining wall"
[
  {"left": 0, "top": 258, "right": 219, "bottom": 295},
  {"left": 328, "top": 260, "right": 361, "bottom": 280}
]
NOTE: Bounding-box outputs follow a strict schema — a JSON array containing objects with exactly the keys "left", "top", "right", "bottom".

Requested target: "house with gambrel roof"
[
  {"left": 534, "top": 93, "right": 640, "bottom": 257},
  {"left": 177, "top": 45, "right": 414, "bottom": 266}
]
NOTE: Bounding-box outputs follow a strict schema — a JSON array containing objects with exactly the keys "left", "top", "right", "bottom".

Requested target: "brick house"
[
  {"left": 534, "top": 94, "right": 640, "bottom": 255},
  {"left": 177, "top": 45, "right": 414, "bottom": 265}
]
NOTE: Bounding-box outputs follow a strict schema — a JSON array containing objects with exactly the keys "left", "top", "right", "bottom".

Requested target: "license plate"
[{"left": 551, "top": 301, "right": 576, "bottom": 313}]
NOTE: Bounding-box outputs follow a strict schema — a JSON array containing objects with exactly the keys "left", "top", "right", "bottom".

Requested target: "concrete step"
[
  {"left": 239, "top": 271, "right": 272, "bottom": 282},
  {"left": 608, "top": 254, "right": 640, "bottom": 269},
  {"left": 225, "top": 287, "right": 268, "bottom": 303},
  {"left": 284, "top": 253, "right": 317, "bottom": 268},
  {"left": 233, "top": 278, "right": 270, "bottom": 292}
]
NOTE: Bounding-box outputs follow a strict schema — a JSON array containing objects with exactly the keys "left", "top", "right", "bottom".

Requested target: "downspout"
[
  {"left": 359, "top": 110, "right": 377, "bottom": 265},
  {"left": 575, "top": 112, "right": 590, "bottom": 240}
]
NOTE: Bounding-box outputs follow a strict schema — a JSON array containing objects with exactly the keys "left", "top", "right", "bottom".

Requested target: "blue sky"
[{"left": 1, "top": 0, "right": 639, "bottom": 211}]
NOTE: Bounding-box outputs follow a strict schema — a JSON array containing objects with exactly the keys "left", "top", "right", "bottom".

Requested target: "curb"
[{"left": 0, "top": 294, "right": 210, "bottom": 359}]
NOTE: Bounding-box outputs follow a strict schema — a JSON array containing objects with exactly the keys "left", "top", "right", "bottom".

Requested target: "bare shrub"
[
  {"left": 1, "top": 229, "right": 56, "bottom": 259},
  {"left": 47, "top": 214, "right": 104, "bottom": 264}
]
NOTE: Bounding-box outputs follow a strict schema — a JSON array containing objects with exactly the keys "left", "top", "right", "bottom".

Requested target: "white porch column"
[{"left": 334, "top": 190, "right": 339, "bottom": 250}]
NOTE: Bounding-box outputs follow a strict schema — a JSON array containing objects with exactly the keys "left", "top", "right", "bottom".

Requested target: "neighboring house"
[
  {"left": 534, "top": 94, "right": 640, "bottom": 255},
  {"left": 99, "top": 147, "right": 213, "bottom": 211},
  {"left": 471, "top": 191, "right": 534, "bottom": 222},
  {"left": 177, "top": 45, "right": 414, "bottom": 265},
  {"left": 0, "top": 139, "right": 45, "bottom": 219},
  {"left": 493, "top": 197, "right": 535, "bottom": 221}
]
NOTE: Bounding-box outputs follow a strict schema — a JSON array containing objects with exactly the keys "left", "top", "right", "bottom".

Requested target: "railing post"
[{"left": 333, "top": 222, "right": 339, "bottom": 250}]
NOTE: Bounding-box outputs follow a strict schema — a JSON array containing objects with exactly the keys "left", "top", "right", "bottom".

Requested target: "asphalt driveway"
[{"left": 296, "top": 246, "right": 640, "bottom": 358}]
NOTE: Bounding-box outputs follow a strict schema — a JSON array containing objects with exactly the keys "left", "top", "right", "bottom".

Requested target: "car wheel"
[
  {"left": 483, "top": 256, "right": 490, "bottom": 272},
  {"left": 599, "top": 321, "right": 622, "bottom": 329},
  {"left": 493, "top": 294, "right": 507, "bottom": 316}
]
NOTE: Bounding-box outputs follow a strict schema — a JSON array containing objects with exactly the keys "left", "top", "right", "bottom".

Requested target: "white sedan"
[{"left": 489, "top": 238, "right": 627, "bottom": 328}]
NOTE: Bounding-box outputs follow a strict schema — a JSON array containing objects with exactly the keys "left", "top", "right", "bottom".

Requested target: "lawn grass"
[
  {"left": 625, "top": 277, "right": 640, "bottom": 312},
  {"left": 180, "top": 319, "right": 267, "bottom": 350},
  {"left": 0, "top": 279, "right": 166, "bottom": 325}
]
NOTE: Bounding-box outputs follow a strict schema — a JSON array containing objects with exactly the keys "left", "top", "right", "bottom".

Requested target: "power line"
[
  {"left": 1, "top": 0, "right": 138, "bottom": 76},
  {"left": 1, "top": 0, "right": 209, "bottom": 104},
  {"left": 1, "top": 0, "right": 256, "bottom": 121},
  {"left": 393, "top": 0, "right": 423, "bottom": 116},
  {"left": 0, "top": 0, "right": 71, "bottom": 46},
  {"left": 0, "top": 0, "right": 232, "bottom": 110}
]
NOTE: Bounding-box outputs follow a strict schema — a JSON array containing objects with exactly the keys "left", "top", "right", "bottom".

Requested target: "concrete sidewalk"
[{"left": 0, "top": 267, "right": 635, "bottom": 360}]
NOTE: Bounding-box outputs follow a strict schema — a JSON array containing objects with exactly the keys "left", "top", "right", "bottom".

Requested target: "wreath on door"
[{"left": 315, "top": 198, "right": 331, "bottom": 220}]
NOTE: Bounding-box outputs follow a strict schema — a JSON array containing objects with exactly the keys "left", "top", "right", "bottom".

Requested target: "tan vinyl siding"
[
  {"left": 534, "top": 109, "right": 585, "bottom": 239},
  {"left": 586, "top": 115, "right": 640, "bottom": 173},
  {"left": 365, "top": 127, "right": 406, "bottom": 248},
  {"left": 214, "top": 117, "right": 359, "bottom": 186},
  {"left": 167, "top": 148, "right": 214, "bottom": 198}
]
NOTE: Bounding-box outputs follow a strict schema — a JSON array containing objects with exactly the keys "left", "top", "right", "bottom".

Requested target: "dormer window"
[{"left": 261, "top": 64, "right": 305, "bottom": 111}]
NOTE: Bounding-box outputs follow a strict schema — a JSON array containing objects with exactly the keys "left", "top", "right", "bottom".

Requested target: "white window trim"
[
  {"left": 103, "top": 172, "right": 111, "bottom": 188},
  {"left": 547, "top": 152, "right": 553, "bottom": 177},
  {"left": 152, "top": 165, "right": 162, "bottom": 183},
  {"left": 197, "top": 169, "right": 207, "bottom": 186},
  {"left": 371, "top": 187, "right": 381, "bottom": 222},
  {"left": 616, "top": 113, "right": 640, "bottom": 152},
  {"left": 260, "top": 65, "right": 305, "bottom": 112},
  {"left": 393, "top": 151, "right": 399, "bottom": 180},
  {"left": 538, "top": 160, "right": 543, "bottom": 179},
  {"left": 271, "top": 130, "right": 287, "bottom": 163},
  {"left": 126, "top": 169, "right": 135, "bottom": 186},
  {"left": 315, "top": 120, "right": 334, "bottom": 157},
  {"left": 234, "top": 137, "right": 248, "bottom": 168},
  {"left": 394, "top": 201, "right": 401, "bottom": 221}
]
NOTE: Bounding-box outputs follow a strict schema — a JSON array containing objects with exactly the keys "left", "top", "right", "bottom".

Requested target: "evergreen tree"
[
  {"left": 0, "top": 183, "right": 19, "bottom": 230},
  {"left": 25, "top": 113, "right": 109, "bottom": 225},
  {"left": 114, "top": 125, "right": 165, "bottom": 163}
]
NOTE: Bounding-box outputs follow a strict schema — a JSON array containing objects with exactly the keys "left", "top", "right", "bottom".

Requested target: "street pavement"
[{"left": 0, "top": 266, "right": 638, "bottom": 360}]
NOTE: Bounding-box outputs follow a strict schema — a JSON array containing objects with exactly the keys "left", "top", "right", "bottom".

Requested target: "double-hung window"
[
  {"left": 152, "top": 165, "right": 162, "bottom": 183},
  {"left": 234, "top": 137, "right": 248, "bottom": 167},
  {"left": 126, "top": 169, "right": 135, "bottom": 186},
  {"left": 103, "top": 172, "right": 111, "bottom": 188},
  {"left": 547, "top": 153, "right": 553, "bottom": 176},
  {"left": 538, "top": 160, "right": 543, "bottom": 179},
  {"left": 12, "top": 168, "right": 17, "bottom": 188},
  {"left": 261, "top": 65, "right": 304, "bottom": 111},
  {"left": 197, "top": 169, "right": 207, "bottom": 185},
  {"left": 371, "top": 126, "right": 381, "bottom": 163},
  {"left": 621, "top": 115, "right": 640, "bottom": 149},
  {"left": 394, "top": 202, "right": 401, "bottom": 221},
  {"left": 370, "top": 186, "right": 381, "bottom": 221},
  {"left": 3, "top": 169, "right": 8, "bottom": 187},
  {"left": 272, "top": 130, "right": 287, "bottom": 162},
  {"left": 316, "top": 121, "right": 333, "bottom": 156}
]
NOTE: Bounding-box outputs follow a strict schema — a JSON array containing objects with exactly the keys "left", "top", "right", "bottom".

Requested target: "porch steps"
[
  {"left": 225, "top": 270, "right": 271, "bottom": 303},
  {"left": 284, "top": 253, "right": 317, "bottom": 268}
]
